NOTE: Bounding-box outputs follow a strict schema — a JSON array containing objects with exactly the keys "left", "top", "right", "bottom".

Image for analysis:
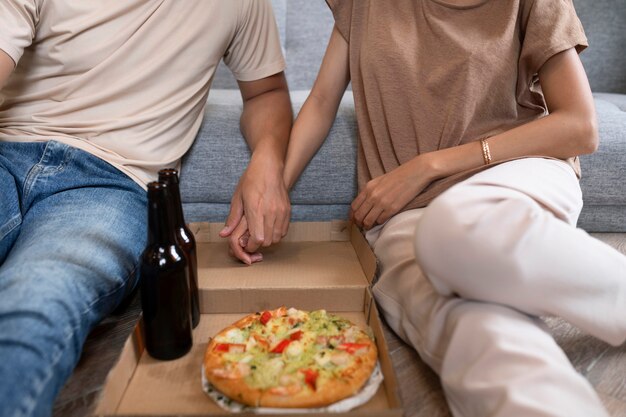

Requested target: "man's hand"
[
  {"left": 351, "top": 154, "right": 436, "bottom": 229},
  {"left": 219, "top": 72, "right": 292, "bottom": 263},
  {"left": 221, "top": 152, "right": 291, "bottom": 254}
]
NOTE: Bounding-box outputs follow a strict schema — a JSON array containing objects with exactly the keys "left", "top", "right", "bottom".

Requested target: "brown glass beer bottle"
[
  {"left": 140, "top": 181, "right": 193, "bottom": 360},
  {"left": 158, "top": 169, "right": 200, "bottom": 328}
]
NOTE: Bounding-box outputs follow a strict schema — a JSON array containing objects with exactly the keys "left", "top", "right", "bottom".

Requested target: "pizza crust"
[
  {"left": 204, "top": 308, "right": 378, "bottom": 409},
  {"left": 204, "top": 334, "right": 263, "bottom": 407}
]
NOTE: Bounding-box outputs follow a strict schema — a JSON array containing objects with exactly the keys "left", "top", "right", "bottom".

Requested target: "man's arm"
[
  {"left": 219, "top": 71, "right": 293, "bottom": 264},
  {"left": 0, "top": 49, "right": 15, "bottom": 89}
]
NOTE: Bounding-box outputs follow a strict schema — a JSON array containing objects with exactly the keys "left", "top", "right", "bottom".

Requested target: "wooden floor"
[
  {"left": 54, "top": 233, "right": 626, "bottom": 417},
  {"left": 382, "top": 311, "right": 626, "bottom": 417}
]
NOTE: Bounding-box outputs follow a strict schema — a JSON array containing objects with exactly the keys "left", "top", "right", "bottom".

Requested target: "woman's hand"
[
  {"left": 226, "top": 215, "right": 264, "bottom": 266},
  {"left": 350, "top": 154, "right": 436, "bottom": 229}
]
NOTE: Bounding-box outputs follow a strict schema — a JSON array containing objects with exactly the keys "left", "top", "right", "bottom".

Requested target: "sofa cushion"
[
  {"left": 183, "top": 202, "right": 350, "bottom": 224},
  {"left": 577, "top": 93, "right": 626, "bottom": 231},
  {"left": 182, "top": 91, "right": 626, "bottom": 232},
  {"left": 574, "top": 0, "right": 626, "bottom": 94},
  {"left": 284, "top": 0, "right": 334, "bottom": 90}
]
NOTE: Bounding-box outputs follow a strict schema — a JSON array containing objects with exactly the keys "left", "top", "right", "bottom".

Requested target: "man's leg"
[
  {"left": 368, "top": 207, "right": 609, "bottom": 417},
  {"left": 414, "top": 158, "right": 626, "bottom": 346},
  {"left": 0, "top": 141, "right": 147, "bottom": 417},
  {"left": 0, "top": 142, "right": 36, "bottom": 263}
]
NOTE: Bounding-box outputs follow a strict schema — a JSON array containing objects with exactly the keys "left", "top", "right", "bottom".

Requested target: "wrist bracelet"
[{"left": 480, "top": 138, "right": 492, "bottom": 165}]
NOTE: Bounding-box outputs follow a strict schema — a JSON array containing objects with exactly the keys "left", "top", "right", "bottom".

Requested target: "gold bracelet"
[{"left": 480, "top": 138, "right": 492, "bottom": 165}]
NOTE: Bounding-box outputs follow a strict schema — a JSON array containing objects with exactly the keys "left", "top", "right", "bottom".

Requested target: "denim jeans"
[{"left": 0, "top": 141, "right": 147, "bottom": 417}]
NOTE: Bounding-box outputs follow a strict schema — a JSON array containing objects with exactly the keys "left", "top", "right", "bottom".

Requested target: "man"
[{"left": 0, "top": 1, "right": 291, "bottom": 416}]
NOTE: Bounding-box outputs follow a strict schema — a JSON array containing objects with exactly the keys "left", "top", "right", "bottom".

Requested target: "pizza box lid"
[{"left": 191, "top": 221, "right": 378, "bottom": 313}]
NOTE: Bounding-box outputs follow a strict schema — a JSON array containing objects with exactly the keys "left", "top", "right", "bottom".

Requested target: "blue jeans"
[{"left": 0, "top": 141, "right": 147, "bottom": 417}]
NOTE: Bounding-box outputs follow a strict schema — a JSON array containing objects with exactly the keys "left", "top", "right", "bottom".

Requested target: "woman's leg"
[
  {"left": 369, "top": 207, "right": 609, "bottom": 417},
  {"left": 414, "top": 158, "right": 626, "bottom": 346},
  {"left": 0, "top": 141, "right": 147, "bottom": 417}
]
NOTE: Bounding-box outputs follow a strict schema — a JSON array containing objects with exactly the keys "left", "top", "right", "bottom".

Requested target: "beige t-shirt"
[
  {"left": 327, "top": 0, "right": 588, "bottom": 211},
  {"left": 0, "top": 0, "right": 285, "bottom": 187}
]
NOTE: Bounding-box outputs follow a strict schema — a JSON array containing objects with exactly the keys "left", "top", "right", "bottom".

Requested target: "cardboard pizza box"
[{"left": 92, "top": 221, "right": 404, "bottom": 417}]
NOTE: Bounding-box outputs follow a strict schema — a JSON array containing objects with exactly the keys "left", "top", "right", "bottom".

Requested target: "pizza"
[{"left": 203, "top": 307, "right": 378, "bottom": 408}]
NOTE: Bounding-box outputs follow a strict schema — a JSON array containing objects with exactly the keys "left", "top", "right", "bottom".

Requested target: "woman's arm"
[
  {"left": 352, "top": 47, "right": 598, "bottom": 229},
  {"left": 283, "top": 26, "right": 351, "bottom": 189},
  {"left": 427, "top": 47, "right": 597, "bottom": 181}
]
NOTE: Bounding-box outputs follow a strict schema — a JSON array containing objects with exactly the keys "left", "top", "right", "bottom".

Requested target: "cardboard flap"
[
  {"left": 94, "top": 326, "right": 143, "bottom": 415},
  {"left": 194, "top": 222, "right": 371, "bottom": 313},
  {"left": 350, "top": 225, "right": 378, "bottom": 286},
  {"left": 365, "top": 290, "right": 402, "bottom": 410}
]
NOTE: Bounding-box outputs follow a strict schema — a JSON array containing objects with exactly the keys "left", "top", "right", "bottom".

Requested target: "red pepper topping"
[
  {"left": 214, "top": 343, "right": 230, "bottom": 352},
  {"left": 289, "top": 330, "right": 303, "bottom": 341},
  {"left": 301, "top": 368, "right": 319, "bottom": 391},
  {"left": 260, "top": 311, "right": 272, "bottom": 325},
  {"left": 213, "top": 343, "right": 246, "bottom": 353},
  {"left": 336, "top": 343, "right": 370, "bottom": 354},
  {"left": 270, "top": 339, "right": 291, "bottom": 353}
]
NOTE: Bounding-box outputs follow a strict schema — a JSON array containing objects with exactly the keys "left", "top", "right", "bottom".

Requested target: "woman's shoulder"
[{"left": 325, "top": 0, "right": 356, "bottom": 42}]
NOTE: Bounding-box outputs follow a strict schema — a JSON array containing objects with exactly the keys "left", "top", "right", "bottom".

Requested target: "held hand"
[
  {"left": 350, "top": 155, "right": 434, "bottom": 230},
  {"left": 221, "top": 154, "right": 291, "bottom": 253},
  {"left": 227, "top": 215, "right": 263, "bottom": 265}
]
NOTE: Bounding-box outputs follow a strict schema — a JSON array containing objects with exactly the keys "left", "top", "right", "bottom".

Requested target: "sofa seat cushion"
[
  {"left": 182, "top": 202, "right": 350, "bottom": 224},
  {"left": 181, "top": 91, "right": 625, "bottom": 232},
  {"left": 577, "top": 93, "right": 626, "bottom": 231}
]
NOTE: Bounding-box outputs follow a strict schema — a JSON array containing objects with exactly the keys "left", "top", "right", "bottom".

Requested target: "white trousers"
[{"left": 367, "top": 158, "right": 626, "bottom": 417}]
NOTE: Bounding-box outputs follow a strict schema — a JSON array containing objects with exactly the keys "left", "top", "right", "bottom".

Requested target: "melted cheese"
[{"left": 285, "top": 341, "right": 303, "bottom": 358}]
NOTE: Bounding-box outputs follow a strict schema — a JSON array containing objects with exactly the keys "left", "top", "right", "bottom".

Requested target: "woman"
[{"left": 282, "top": 0, "right": 626, "bottom": 416}]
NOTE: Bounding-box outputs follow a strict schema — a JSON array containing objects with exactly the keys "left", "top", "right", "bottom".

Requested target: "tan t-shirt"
[
  {"left": 327, "top": 0, "right": 588, "bottom": 210},
  {"left": 0, "top": 0, "right": 285, "bottom": 187}
]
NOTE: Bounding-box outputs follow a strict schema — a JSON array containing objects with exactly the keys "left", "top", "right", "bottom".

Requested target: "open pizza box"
[{"left": 93, "top": 221, "right": 404, "bottom": 417}]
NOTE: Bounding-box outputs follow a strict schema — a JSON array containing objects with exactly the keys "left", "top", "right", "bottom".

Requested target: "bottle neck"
[
  {"left": 168, "top": 181, "right": 185, "bottom": 227},
  {"left": 158, "top": 171, "right": 185, "bottom": 227},
  {"left": 147, "top": 183, "right": 177, "bottom": 245}
]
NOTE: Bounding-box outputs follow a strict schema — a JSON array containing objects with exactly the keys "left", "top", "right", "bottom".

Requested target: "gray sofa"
[{"left": 180, "top": 0, "right": 626, "bottom": 232}]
